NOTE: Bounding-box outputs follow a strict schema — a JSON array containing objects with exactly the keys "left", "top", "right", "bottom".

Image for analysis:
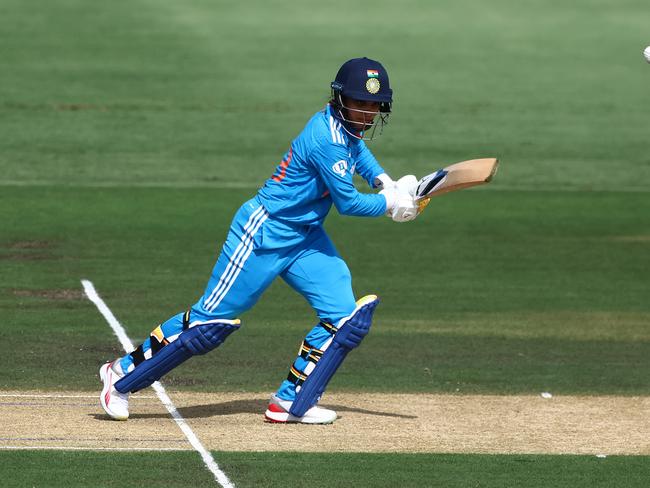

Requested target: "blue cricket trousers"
[{"left": 119, "top": 197, "right": 358, "bottom": 400}]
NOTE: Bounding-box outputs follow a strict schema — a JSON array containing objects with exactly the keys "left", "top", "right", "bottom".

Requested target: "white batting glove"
[
  {"left": 374, "top": 173, "right": 396, "bottom": 190},
  {"left": 387, "top": 175, "right": 419, "bottom": 222},
  {"left": 379, "top": 186, "right": 398, "bottom": 213},
  {"left": 390, "top": 192, "right": 418, "bottom": 222},
  {"left": 395, "top": 175, "right": 418, "bottom": 197},
  {"left": 379, "top": 185, "right": 418, "bottom": 223}
]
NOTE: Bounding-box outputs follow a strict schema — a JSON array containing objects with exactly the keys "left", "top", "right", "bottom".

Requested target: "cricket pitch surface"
[{"left": 1, "top": 391, "right": 648, "bottom": 455}]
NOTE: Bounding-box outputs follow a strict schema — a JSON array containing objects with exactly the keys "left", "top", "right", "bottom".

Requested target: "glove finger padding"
[
  {"left": 380, "top": 176, "right": 418, "bottom": 222},
  {"left": 396, "top": 175, "right": 418, "bottom": 197},
  {"left": 379, "top": 187, "right": 399, "bottom": 216},
  {"left": 391, "top": 193, "right": 418, "bottom": 222}
]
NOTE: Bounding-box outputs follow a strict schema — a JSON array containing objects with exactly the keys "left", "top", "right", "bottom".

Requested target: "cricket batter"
[{"left": 100, "top": 57, "right": 419, "bottom": 424}]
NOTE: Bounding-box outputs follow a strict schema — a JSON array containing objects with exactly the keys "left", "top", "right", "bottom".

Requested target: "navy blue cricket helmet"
[
  {"left": 331, "top": 57, "right": 392, "bottom": 111},
  {"left": 330, "top": 57, "right": 393, "bottom": 140}
]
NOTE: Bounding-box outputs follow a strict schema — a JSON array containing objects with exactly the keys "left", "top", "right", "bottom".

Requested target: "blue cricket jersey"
[{"left": 256, "top": 105, "right": 387, "bottom": 226}]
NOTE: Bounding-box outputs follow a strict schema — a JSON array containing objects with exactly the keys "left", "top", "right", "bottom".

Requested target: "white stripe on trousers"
[
  {"left": 203, "top": 205, "right": 265, "bottom": 308},
  {"left": 205, "top": 210, "right": 268, "bottom": 311},
  {"left": 203, "top": 205, "right": 269, "bottom": 311}
]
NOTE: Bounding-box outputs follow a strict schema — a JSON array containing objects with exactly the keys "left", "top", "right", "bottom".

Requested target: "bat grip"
[{"left": 416, "top": 198, "right": 431, "bottom": 213}]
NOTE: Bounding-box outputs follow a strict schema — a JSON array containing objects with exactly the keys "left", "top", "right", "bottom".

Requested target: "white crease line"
[
  {"left": 81, "top": 279, "right": 235, "bottom": 488},
  {"left": 0, "top": 446, "right": 192, "bottom": 451},
  {"left": 0, "top": 180, "right": 259, "bottom": 189},
  {"left": 0, "top": 394, "right": 157, "bottom": 399}
]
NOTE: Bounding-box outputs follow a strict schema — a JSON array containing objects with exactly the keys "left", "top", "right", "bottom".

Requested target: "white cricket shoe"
[
  {"left": 264, "top": 393, "right": 337, "bottom": 424},
  {"left": 99, "top": 361, "right": 130, "bottom": 420}
]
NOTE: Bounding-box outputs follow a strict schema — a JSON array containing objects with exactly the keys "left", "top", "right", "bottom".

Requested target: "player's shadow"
[
  {"left": 324, "top": 403, "right": 417, "bottom": 420},
  {"left": 92, "top": 398, "right": 417, "bottom": 420}
]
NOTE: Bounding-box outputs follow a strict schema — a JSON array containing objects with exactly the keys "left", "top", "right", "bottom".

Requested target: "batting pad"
[
  {"left": 289, "top": 295, "right": 379, "bottom": 417},
  {"left": 115, "top": 320, "right": 240, "bottom": 393}
]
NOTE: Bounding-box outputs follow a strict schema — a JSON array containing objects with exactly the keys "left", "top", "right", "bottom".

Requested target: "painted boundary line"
[{"left": 81, "top": 279, "right": 235, "bottom": 488}]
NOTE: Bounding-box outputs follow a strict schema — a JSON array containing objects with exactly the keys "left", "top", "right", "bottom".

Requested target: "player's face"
[{"left": 344, "top": 98, "right": 380, "bottom": 131}]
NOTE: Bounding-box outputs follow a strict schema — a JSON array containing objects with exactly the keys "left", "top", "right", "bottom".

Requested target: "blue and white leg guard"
[
  {"left": 115, "top": 318, "right": 240, "bottom": 393},
  {"left": 289, "top": 295, "right": 379, "bottom": 417}
]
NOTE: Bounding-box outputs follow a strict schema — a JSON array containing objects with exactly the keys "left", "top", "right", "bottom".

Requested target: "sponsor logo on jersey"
[{"left": 332, "top": 160, "right": 348, "bottom": 177}]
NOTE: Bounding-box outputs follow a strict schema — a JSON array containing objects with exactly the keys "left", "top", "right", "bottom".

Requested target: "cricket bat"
[{"left": 415, "top": 158, "right": 499, "bottom": 212}]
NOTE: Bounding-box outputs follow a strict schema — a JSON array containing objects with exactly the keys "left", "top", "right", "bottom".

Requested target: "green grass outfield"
[
  {"left": 2, "top": 188, "right": 649, "bottom": 395},
  {"left": 2, "top": 451, "right": 650, "bottom": 488},
  {"left": 1, "top": 0, "right": 649, "bottom": 486}
]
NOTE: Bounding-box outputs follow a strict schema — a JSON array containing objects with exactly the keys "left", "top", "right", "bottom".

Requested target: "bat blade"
[
  {"left": 416, "top": 158, "right": 498, "bottom": 201},
  {"left": 415, "top": 158, "right": 498, "bottom": 213}
]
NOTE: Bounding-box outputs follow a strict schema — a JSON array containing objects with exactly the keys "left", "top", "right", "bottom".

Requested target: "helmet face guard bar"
[{"left": 330, "top": 90, "right": 391, "bottom": 141}]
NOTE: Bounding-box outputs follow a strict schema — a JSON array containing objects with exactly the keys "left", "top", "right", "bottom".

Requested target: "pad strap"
[
  {"left": 286, "top": 340, "right": 324, "bottom": 386},
  {"left": 318, "top": 321, "right": 338, "bottom": 335},
  {"left": 287, "top": 366, "right": 307, "bottom": 387},
  {"left": 299, "top": 340, "right": 324, "bottom": 363},
  {"left": 182, "top": 309, "right": 191, "bottom": 330}
]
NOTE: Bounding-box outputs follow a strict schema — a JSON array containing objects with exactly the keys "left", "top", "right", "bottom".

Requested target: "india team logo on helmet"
[
  {"left": 365, "top": 68, "right": 381, "bottom": 94},
  {"left": 366, "top": 78, "right": 380, "bottom": 94}
]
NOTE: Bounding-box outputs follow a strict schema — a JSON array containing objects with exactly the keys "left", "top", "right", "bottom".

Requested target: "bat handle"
[{"left": 416, "top": 198, "right": 431, "bottom": 214}]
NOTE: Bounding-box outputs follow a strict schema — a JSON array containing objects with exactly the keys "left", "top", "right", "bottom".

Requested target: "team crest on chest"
[
  {"left": 366, "top": 78, "right": 380, "bottom": 94},
  {"left": 332, "top": 160, "right": 348, "bottom": 177}
]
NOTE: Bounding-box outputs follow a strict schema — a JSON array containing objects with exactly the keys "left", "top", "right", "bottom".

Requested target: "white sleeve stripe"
[
  {"left": 329, "top": 116, "right": 345, "bottom": 145},
  {"left": 329, "top": 116, "right": 337, "bottom": 143},
  {"left": 335, "top": 120, "right": 345, "bottom": 144}
]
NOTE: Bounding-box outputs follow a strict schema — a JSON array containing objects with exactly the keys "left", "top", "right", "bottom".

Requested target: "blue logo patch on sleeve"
[{"left": 332, "top": 160, "right": 348, "bottom": 177}]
